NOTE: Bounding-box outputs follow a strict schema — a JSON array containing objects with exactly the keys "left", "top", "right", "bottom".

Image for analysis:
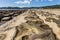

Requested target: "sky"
[{"left": 0, "top": 0, "right": 60, "bottom": 7}]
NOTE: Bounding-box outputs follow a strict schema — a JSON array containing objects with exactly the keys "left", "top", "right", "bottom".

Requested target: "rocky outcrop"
[
  {"left": 0, "top": 9, "right": 60, "bottom": 40},
  {"left": 0, "top": 10, "right": 26, "bottom": 25}
]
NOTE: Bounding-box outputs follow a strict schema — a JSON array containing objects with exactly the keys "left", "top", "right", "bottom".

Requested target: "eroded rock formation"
[{"left": 0, "top": 9, "right": 60, "bottom": 40}]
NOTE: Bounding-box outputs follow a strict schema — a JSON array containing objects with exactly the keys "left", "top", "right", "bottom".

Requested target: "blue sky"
[{"left": 0, "top": 0, "right": 60, "bottom": 7}]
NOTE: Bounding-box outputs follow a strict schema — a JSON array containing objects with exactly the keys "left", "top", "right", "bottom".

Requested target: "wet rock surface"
[{"left": 0, "top": 9, "right": 60, "bottom": 40}]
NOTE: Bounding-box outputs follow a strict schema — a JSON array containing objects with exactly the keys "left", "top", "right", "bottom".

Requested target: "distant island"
[{"left": 0, "top": 5, "right": 60, "bottom": 9}]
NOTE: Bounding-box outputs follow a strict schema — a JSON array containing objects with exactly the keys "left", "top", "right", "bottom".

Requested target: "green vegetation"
[
  {"left": 0, "top": 5, "right": 60, "bottom": 9},
  {"left": 41, "top": 5, "right": 60, "bottom": 9}
]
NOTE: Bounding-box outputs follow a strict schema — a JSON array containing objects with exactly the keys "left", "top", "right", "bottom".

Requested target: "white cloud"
[
  {"left": 15, "top": 0, "right": 32, "bottom": 5},
  {"left": 15, "top": 0, "right": 53, "bottom": 6},
  {"left": 18, "top": 5, "right": 28, "bottom": 8}
]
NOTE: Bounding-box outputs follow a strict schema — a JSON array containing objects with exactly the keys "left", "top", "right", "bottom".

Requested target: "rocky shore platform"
[{"left": 0, "top": 9, "right": 60, "bottom": 40}]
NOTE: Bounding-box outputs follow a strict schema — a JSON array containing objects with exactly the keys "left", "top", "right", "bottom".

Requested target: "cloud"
[
  {"left": 18, "top": 5, "right": 29, "bottom": 7},
  {"left": 15, "top": 0, "right": 32, "bottom": 5},
  {"left": 15, "top": 0, "right": 53, "bottom": 6}
]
